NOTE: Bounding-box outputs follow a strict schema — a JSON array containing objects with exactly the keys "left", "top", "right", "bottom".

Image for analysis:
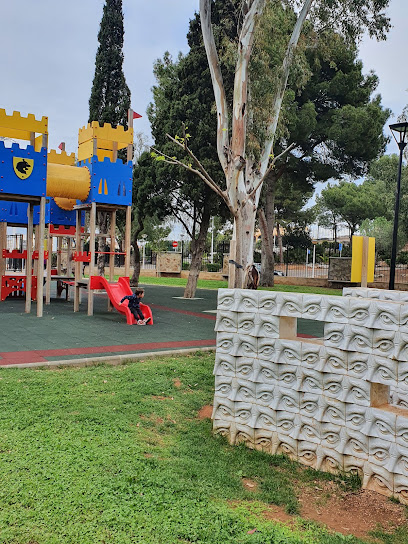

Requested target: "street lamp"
[{"left": 389, "top": 122, "right": 408, "bottom": 290}]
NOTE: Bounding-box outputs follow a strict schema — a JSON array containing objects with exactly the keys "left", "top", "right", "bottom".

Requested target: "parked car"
[{"left": 254, "top": 263, "right": 284, "bottom": 276}]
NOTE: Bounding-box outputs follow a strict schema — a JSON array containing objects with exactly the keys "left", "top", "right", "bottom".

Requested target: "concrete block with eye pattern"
[
  {"left": 298, "top": 415, "right": 321, "bottom": 444},
  {"left": 237, "top": 313, "right": 280, "bottom": 338},
  {"left": 254, "top": 428, "right": 275, "bottom": 453},
  {"left": 275, "top": 339, "right": 302, "bottom": 366},
  {"left": 394, "top": 473, "right": 408, "bottom": 504},
  {"left": 301, "top": 342, "right": 325, "bottom": 371},
  {"left": 276, "top": 292, "right": 304, "bottom": 318},
  {"left": 297, "top": 440, "right": 319, "bottom": 469},
  {"left": 343, "top": 287, "right": 368, "bottom": 298},
  {"left": 274, "top": 434, "right": 298, "bottom": 459},
  {"left": 363, "top": 463, "right": 394, "bottom": 497},
  {"left": 320, "top": 346, "right": 347, "bottom": 374},
  {"left": 213, "top": 288, "right": 408, "bottom": 501},
  {"left": 258, "top": 291, "right": 279, "bottom": 314},
  {"left": 396, "top": 414, "right": 408, "bottom": 449},
  {"left": 317, "top": 445, "right": 344, "bottom": 474},
  {"left": 392, "top": 388, "right": 408, "bottom": 409},
  {"left": 322, "top": 296, "right": 350, "bottom": 324},
  {"left": 214, "top": 311, "right": 238, "bottom": 333},
  {"left": 367, "top": 300, "right": 401, "bottom": 331},
  {"left": 213, "top": 353, "right": 237, "bottom": 377},
  {"left": 302, "top": 294, "right": 325, "bottom": 321},
  {"left": 367, "top": 355, "right": 398, "bottom": 386},
  {"left": 299, "top": 368, "right": 323, "bottom": 394}
]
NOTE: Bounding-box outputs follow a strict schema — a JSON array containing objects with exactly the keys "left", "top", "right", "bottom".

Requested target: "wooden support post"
[
  {"left": 108, "top": 210, "right": 116, "bottom": 311},
  {"left": 361, "top": 236, "right": 369, "bottom": 288},
  {"left": 33, "top": 225, "right": 39, "bottom": 277},
  {"left": 25, "top": 204, "right": 34, "bottom": 313},
  {"left": 109, "top": 211, "right": 116, "bottom": 281},
  {"left": 125, "top": 205, "right": 131, "bottom": 278},
  {"left": 88, "top": 202, "right": 96, "bottom": 316},
  {"left": 112, "top": 141, "right": 118, "bottom": 162},
  {"left": 45, "top": 225, "right": 52, "bottom": 305},
  {"left": 0, "top": 222, "right": 7, "bottom": 301},
  {"left": 57, "top": 237, "right": 62, "bottom": 275},
  {"left": 67, "top": 237, "right": 73, "bottom": 277},
  {"left": 36, "top": 196, "right": 46, "bottom": 317},
  {"left": 74, "top": 210, "right": 81, "bottom": 312}
]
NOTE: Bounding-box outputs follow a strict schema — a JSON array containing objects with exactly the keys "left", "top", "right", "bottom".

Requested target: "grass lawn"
[
  {"left": 137, "top": 275, "right": 342, "bottom": 296},
  {"left": 0, "top": 353, "right": 406, "bottom": 544}
]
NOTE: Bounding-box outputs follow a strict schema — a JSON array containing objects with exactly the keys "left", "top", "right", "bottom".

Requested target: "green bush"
[
  {"left": 206, "top": 263, "right": 220, "bottom": 272},
  {"left": 182, "top": 262, "right": 190, "bottom": 270},
  {"left": 397, "top": 251, "right": 408, "bottom": 264}
]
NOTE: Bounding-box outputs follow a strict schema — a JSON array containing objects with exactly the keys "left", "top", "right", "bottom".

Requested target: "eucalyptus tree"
[{"left": 155, "top": 0, "right": 391, "bottom": 288}]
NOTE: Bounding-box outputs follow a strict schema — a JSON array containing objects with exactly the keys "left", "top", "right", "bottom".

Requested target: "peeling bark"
[{"left": 259, "top": 180, "right": 276, "bottom": 287}]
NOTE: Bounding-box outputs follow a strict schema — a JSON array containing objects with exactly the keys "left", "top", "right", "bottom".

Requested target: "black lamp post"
[{"left": 389, "top": 122, "right": 408, "bottom": 290}]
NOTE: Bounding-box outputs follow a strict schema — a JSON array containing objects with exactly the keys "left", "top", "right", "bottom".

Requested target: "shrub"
[{"left": 397, "top": 251, "right": 408, "bottom": 265}]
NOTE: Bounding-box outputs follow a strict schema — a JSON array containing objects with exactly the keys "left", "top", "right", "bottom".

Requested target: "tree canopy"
[
  {"left": 153, "top": 0, "right": 391, "bottom": 287},
  {"left": 315, "top": 179, "right": 387, "bottom": 244},
  {"left": 89, "top": 0, "right": 131, "bottom": 127}
]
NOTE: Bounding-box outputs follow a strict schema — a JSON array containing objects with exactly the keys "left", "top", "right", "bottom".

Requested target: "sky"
[{"left": 0, "top": 0, "right": 407, "bottom": 156}]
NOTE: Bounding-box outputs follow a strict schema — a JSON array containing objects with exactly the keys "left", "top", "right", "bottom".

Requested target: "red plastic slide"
[{"left": 89, "top": 276, "right": 153, "bottom": 325}]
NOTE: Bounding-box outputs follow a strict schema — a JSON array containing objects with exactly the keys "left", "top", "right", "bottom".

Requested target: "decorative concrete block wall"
[
  {"left": 156, "top": 252, "right": 182, "bottom": 274},
  {"left": 213, "top": 288, "right": 408, "bottom": 503}
]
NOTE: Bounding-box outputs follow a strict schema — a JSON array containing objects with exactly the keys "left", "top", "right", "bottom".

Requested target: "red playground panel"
[
  {"left": 72, "top": 251, "right": 91, "bottom": 262},
  {"left": 2, "top": 249, "right": 48, "bottom": 260},
  {"left": 1, "top": 275, "right": 38, "bottom": 301},
  {"left": 49, "top": 225, "right": 84, "bottom": 236}
]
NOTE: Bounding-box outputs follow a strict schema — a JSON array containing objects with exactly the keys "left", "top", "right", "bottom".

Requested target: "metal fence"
[{"left": 6, "top": 233, "right": 408, "bottom": 284}]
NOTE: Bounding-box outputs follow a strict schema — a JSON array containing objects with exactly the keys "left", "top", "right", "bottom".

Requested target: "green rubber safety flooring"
[{"left": 0, "top": 284, "right": 323, "bottom": 366}]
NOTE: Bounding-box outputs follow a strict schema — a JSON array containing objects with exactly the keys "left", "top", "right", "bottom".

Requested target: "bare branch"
[
  {"left": 260, "top": 0, "right": 314, "bottom": 175},
  {"left": 151, "top": 146, "right": 234, "bottom": 215},
  {"left": 200, "top": 0, "right": 230, "bottom": 172},
  {"left": 242, "top": 143, "right": 296, "bottom": 207},
  {"left": 165, "top": 133, "right": 223, "bottom": 194}
]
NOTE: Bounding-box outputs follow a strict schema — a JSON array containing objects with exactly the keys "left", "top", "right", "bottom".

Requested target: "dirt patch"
[
  {"left": 261, "top": 481, "right": 407, "bottom": 540},
  {"left": 197, "top": 405, "right": 213, "bottom": 420},
  {"left": 242, "top": 478, "right": 259, "bottom": 493},
  {"left": 173, "top": 378, "right": 182, "bottom": 388},
  {"left": 152, "top": 395, "right": 174, "bottom": 401}
]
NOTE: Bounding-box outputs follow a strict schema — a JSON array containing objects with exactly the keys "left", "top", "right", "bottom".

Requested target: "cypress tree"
[
  {"left": 88, "top": 0, "right": 131, "bottom": 275},
  {"left": 89, "top": 0, "right": 131, "bottom": 127}
]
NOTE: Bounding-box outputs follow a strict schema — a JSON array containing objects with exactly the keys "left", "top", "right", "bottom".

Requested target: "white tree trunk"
[{"left": 199, "top": 0, "right": 313, "bottom": 289}]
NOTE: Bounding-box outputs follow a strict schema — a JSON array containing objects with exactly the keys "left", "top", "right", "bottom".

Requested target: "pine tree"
[
  {"left": 88, "top": 0, "right": 131, "bottom": 275},
  {"left": 89, "top": 0, "right": 131, "bottom": 127}
]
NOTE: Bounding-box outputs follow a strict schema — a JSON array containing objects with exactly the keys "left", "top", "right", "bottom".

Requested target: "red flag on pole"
[
  {"left": 58, "top": 142, "right": 63, "bottom": 150},
  {"left": 133, "top": 111, "right": 142, "bottom": 119}
]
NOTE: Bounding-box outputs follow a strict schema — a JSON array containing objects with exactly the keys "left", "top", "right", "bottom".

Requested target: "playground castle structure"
[{"left": 0, "top": 108, "right": 136, "bottom": 319}]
